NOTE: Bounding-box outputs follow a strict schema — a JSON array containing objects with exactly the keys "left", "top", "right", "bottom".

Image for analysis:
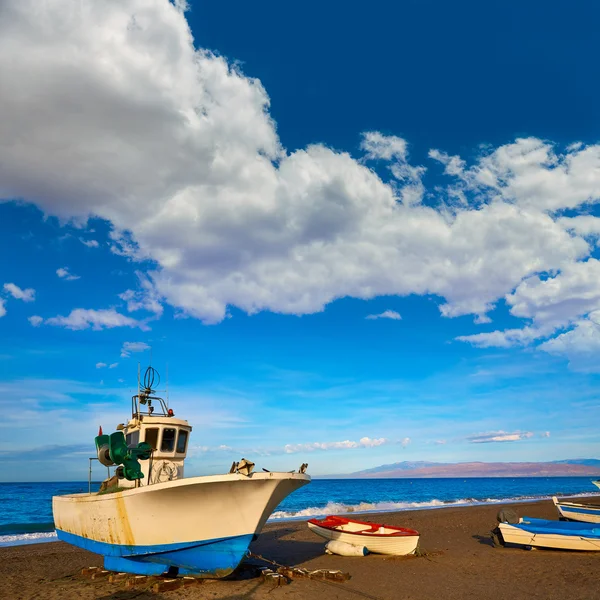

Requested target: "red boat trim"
[{"left": 308, "top": 515, "right": 419, "bottom": 537}]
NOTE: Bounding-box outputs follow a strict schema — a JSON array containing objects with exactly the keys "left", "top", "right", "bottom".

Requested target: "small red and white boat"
[{"left": 307, "top": 515, "right": 420, "bottom": 555}]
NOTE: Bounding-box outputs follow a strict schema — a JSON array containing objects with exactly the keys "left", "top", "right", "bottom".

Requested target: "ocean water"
[{"left": 1, "top": 477, "right": 598, "bottom": 547}]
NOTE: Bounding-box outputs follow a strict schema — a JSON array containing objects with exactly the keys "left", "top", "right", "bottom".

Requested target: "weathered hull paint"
[
  {"left": 56, "top": 529, "right": 254, "bottom": 576},
  {"left": 53, "top": 472, "right": 310, "bottom": 576}
]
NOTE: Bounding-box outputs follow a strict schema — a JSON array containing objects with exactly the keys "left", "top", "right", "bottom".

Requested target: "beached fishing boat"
[
  {"left": 496, "top": 516, "right": 600, "bottom": 551},
  {"left": 552, "top": 496, "right": 600, "bottom": 524},
  {"left": 307, "top": 515, "right": 420, "bottom": 555},
  {"left": 52, "top": 366, "right": 310, "bottom": 577}
]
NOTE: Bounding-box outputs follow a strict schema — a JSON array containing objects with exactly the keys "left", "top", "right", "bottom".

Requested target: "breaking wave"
[
  {"left": 0, "top": 531, "right": 58, "bottom": 547},
  {"left": 268, "top": 492, "right": 600, "bottom": 521}
]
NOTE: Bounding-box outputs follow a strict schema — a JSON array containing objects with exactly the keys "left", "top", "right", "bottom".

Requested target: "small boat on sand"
[
  {"left": 52, "top": 365, "right": 310, "bottom": 577},
  {"left": 552, "top": 496, "right": 600, "bottom": 524},
  {"left": 496, "top": 516, "right": 600, "bottom": 551},
  {"left": 307, "top": 515, "right": 419, "bottom": 555}
]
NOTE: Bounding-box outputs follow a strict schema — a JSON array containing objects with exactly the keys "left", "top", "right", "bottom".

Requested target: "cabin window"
[
  {"left": 176, "top": 429, "right": 188, "bottom": 454},
  {"left": 144, "top": 428, "right": 159, "bottom": 450},
  {"left": 126, "top": 430, "right": 139, "bottom": 447},
  {"left": 161, "top": 428, "right": 176, "bottom": 452}
]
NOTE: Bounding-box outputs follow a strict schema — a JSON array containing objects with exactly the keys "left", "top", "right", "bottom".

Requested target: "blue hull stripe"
[
  {"left": 56, "top": 529, "right": 253, "bottom": 576},
  {"left": 559, "top": 505, "right": 600, "bottom": 516},
  {"left": 517, "top": 517, "right": 600, "bottom": 538}
]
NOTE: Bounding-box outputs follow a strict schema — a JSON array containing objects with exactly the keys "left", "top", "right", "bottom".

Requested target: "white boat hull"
[
  {"left": 307, "top": 522, "right": 419, "bottom": 555},
  {"left": 498, "top": 521, "right": 600, "bottom": 552},
  {"left": 53, "top": 472, "right": 310, "bottom": 577},
  {"left": 552, "top": 496, "right": 600, "bottom": 524}
]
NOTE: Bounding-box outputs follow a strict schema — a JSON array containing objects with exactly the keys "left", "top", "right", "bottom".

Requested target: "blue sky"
[{"left": 1, "top": 0, "right": 600, "bottom": 481}]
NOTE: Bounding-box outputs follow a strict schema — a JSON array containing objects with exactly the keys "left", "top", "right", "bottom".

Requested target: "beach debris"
[
  {"left": 152, "top": 576, "right": 202, "bottom": 592},
  {"left": 248, "top": 552, "right": 351, "bottom": 582},
  {"left": 125, "top": 575, "right": 156, "bottom": 588},
  {"left": 306, "top": 569, "right": 351, "bottom": 582},
  {"left": 259, "top": 567, "right": 290, "bottom": 586},
  {"left": 325, "top": 539, "right": 369, "bottom": 556},
  {"left": 80, "top": 567, "right": 111, "bottom": 580}
]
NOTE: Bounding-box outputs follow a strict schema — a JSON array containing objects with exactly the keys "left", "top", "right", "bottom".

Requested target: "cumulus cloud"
[
  {"left": 109, "top": 362, "right": 118, "bottom": 369},
  {"left": 400, "top": 437, "right": 411, "bottom": 447},
  {"left": 458, "top": 259, "right": 600, "bottom": 367},
  {"left": 44, "top": 309, "right": 147, "bottom": 331},
  {"left": 119, "top": 272, "right": 163, "bottom": 316},
  {"left": 365, "top": 310, "right": 401, "bottom": 321},
  {"left": 28, "top": 315, "right": 43, "bottom": 326},
  {"left": 96, "top": 362, "right": 107, "bottom": 369},
  {"left": 284, "top": 437, "right": 388, "bottom": 454},
  {"left": 467, "top": 430, "right": 534, "bottom": 444},
  {"left": 120, "top": 341, "right": 151, "bottom": 358},
  {"left": 0, "top": 299, "right": 5, "bottom": 318},
  {"left": 2, "top": 0, "right": 600, "bottom": 367},
  {"left": 3, "top": 283, "right": 35, "bottom": 302},
  {"left": 79, "top": 238, "right": 99, "bottom": 248},
  {"left": 56, "top": 267, "right": 80, "bottom": 281}
]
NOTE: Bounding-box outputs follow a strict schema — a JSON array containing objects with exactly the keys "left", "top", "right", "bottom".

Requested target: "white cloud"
[
  {"left": 538, "top": 316, "right": 600, "bottom": 372},
  {"left": 558, "top": 216, "right": 600, "bottom": 240},
  {"left": 360, "top": 131, "right": 407, "bottom": 162},
  {"left": 120, "top": 341, "right": 151, "bottom": 358},
  {"left": 458, "top": 259, "right": 600, "bottom": 363},
  {"left": 56, "top": 267, "right": 80, "bottom": 281},
  {"left": 28, "top": 315, "right": 43, "bottom": 326},
  {"left": 429, "top": 149, "right": 466, "bottom": 177},
  {"left": 3, "top": 283, "right": 35, "bottom": 302},
  {"left": 44, "top": 308, "right": 147, "bottom": 331},
  {"left": 365, "top": 310, "right": 401, "bottom": 321},
  {"left": 119, "top": 272, "right": 163, "bottom": 316},
  {"left": 0, "top": 299, "right": 5, "bottom": 318},
  {"left": 109, "top": 362, "right": 118, "bottom": 369},
  {"left": 0, "top": 0, "right": 599, "bottom": 365},
  {"left": 79, "top": 238, "right": 99, "bottom": 248},
  {"left": 457, "top": 326, "right": 547, "bottom": 349},
  {"left": 435, "top": 439, "right": 447, "bottom": 445},
  {"left": 541, "top": 431, "right": 551, "bottom": 438},
  {"left": 96, "top": 362, "right": 107, "bottom": 369},
  {"left": 400, "top": 437, "right": 411, "bottom": 447},
  {"left": 284, "top": 437, "right": 389, "bottom": 454},
  {"left": 467, "top": 430, "right": 534, "bottom": 443}
]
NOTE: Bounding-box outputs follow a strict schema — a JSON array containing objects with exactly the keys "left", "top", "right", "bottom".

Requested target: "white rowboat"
[
  {"left": 552, "top": 496, "right": 600, "bottom": 524},
  {"left": 497, "top": 516, "right": 600, "bottom": 552},
  {"left": 308, "top": 515, "right": 419, "bottom": 555}
]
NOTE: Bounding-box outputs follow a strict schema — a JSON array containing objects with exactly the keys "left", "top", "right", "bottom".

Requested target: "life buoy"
[{"left": 151, "top": 460, "right": 178, "bottom": 484}]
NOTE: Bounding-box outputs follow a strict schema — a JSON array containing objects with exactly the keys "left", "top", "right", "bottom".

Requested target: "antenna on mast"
[{"left": 166, "top": 362, "right": 169, "bottom": 409}]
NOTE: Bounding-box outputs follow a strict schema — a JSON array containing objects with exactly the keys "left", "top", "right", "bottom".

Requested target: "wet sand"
[{"left": 2, "top": 496, "right": 599, "bottom": 600}]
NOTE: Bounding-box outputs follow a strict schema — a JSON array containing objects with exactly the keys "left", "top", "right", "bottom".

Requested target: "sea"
[{"left": 1, "top": 477, "right": 599, "bottom": 548}]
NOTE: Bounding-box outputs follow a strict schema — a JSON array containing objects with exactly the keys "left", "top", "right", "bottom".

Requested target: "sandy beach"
[{"left": 2, "top": 496, "right": 599, "bottom": 600}]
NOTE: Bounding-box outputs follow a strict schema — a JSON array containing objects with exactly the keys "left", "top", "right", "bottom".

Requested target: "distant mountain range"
[{"left": 323, "top": 459, "right": 600, "bottom": 479}]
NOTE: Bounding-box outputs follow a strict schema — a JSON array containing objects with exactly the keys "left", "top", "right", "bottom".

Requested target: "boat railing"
[
  {"left": 88, "top": 457, "right": 111, "bottom": 494},
  {"left": 131, "top": 392, "right": 171, "bottom": 418}
]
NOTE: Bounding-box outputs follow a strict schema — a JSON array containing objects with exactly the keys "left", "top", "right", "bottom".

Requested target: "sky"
[{"left": 1, "top": 0, "right": 600, "bottom": 481}]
